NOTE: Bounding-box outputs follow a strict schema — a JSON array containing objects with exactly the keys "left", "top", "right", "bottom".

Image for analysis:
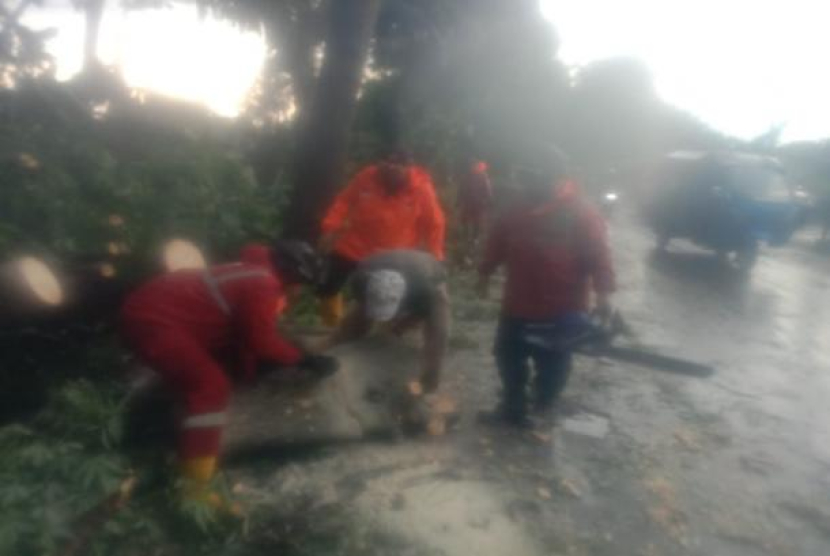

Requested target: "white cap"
[{"left": 365, "top": 270, "right": 406, "bottom": 322}]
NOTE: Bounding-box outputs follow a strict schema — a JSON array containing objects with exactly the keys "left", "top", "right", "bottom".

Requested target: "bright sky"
[
  {"left": 21, "top": 1, "right": 830, "bottom": 142},
  {"left": 23, "top": 2, "right": 266, "bottom": 117},
  {"left": 541, "top": 0, "right": 830, "bottom": 143}
]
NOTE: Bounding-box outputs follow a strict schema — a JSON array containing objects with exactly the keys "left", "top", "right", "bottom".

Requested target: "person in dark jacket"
[{"left": 477, "top": 146, "right": 615, "bottom": 427}]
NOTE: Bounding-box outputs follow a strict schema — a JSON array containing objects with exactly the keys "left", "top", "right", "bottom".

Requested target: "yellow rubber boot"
[
  {"left": 181, "top": 456, "right": 217, "bottom": 485},
  {"left": 320, "top": 294, "right": 344, "bottom": 328},
  {"left": 180, "top": 456, "right": 242, "bottom": 516},
  {"left": 180, "top": 455, "right": 217, "bottom": 502}
]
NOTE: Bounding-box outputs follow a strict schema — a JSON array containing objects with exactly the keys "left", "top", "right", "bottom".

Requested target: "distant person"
[
  {"left": 120, "top": 241, "right": 338, "bottom": 503},
  {"left": 477, "top": 146, "right": 615, "bottom": 428},
  {"left": 457, "top": 158, "right": 493, "bottom": 257},
  {"left": 320, "top": 249, "right": 450, "bottom": 394},
  {"left": 318, "top": 149, "right": 446, "bottom": 327}
]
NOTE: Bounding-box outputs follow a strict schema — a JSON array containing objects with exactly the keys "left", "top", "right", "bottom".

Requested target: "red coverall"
[{"left": 120, "top": 245, "right": 302, "bottom": 459}]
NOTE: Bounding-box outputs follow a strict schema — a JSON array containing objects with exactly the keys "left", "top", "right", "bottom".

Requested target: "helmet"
[
  {"left": 364, "top": 270, "right": 407, "bottom": 322},
  {"left": 271, "top": 240, "right": 322, "bottom": 285}
]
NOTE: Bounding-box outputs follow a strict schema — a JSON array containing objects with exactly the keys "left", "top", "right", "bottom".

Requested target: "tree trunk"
[
  {"left": 82, "top": 0, "right": 105, "bottom": 71},
  {"left": 280, "top": 0, "right": 326, "bottom": 124},
  {"left": 282, "top": 0, "right": 381, "bottom": 241}
]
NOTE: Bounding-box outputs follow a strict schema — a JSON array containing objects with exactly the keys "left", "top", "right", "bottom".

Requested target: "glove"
[{"left": 298, "top": 354, "right": 339, "bottom": 379}]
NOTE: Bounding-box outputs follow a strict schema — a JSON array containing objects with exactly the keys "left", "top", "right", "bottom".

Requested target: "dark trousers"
[
  {"left": 317, "top": 253, "right": 359, "bottom": 297},
  {"left": 495, "top": 317, "right": 572, "bottom": 421}
]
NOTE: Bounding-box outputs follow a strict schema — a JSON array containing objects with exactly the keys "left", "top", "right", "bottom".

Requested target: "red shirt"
[
  {"left": 321, "top": 164, "right": 446, "bottom": 261},
  {"left": 479, "top": 198, "right": 615, "bottom": 319},
  {"left": 121, "top": 244, "right": 302, "bottom": 380}
]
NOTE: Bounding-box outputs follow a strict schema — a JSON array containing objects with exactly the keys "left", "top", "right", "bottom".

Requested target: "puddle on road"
[{"left": 562, "top": 412, "right": 611, "bottom": 439}]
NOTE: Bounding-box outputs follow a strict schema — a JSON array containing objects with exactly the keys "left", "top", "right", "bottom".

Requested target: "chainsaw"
[{"left": 523, "top": 311, "right": 714, "bottom": 378}]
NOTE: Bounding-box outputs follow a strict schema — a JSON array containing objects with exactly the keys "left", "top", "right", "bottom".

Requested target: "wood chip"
[
  {"left": 108, "top": 214, "right": 125, "bottom": 227},
  {"left": 19, "top": 153, "right": 40, "bottom": 170},
  {"left": 559, "top": 478, "right": 582, "bottom": 499},
  {"left": 116, "top": 476, "right": 137, "bottom": 506},
  {"left": 298, "top": 399, "right": 314, "bottom": 409},
  {"left": 99, "top": 263, "right": 116, "bottom": 278},
  {"left": 232, "top": 482, "right": 249, "bottom": 495},
  {"left": 432, "top": 396, "right": 457, "bottom": 415},
  {"left": 673, "top": 429, "right": 703, "bottom": 452},
  {"left": 427, "top": 416, "right": 446, "bottom": 436},
  {"left": 537, "top": 487, "right": 552, "bottom": 500},
  {"left": 407, "top": 380, "right": 423, "bottom": 397},
  {"left": 531, "top": 431, "right": 552, "bottom": 444}
]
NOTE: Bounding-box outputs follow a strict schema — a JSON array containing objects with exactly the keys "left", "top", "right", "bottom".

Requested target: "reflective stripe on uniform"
[
  {"left": 201, "top": 266, "right": 271, "bottom": 315},
  {"left": 202, "top": 271, "right": 231, "bottom": 314},
  {"left": 182, "top": 411, "right": 228, "bottom": 429}
]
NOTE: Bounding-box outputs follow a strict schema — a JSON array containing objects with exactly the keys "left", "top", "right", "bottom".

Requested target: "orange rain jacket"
[{"left": 321, "top": 164, "right": 446, "bottom": 261}]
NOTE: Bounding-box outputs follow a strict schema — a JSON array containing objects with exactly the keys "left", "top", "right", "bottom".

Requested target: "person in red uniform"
[
  {"left": 477, "top": 146, "right": 615, "bottom": 428},
  {"left": 317, "top": 149, "right": 446, "bottom": 326},
  {"left": 457, "top": 158, "right": 493, "bottom": 255},
  {"left": 120, "top": 240, "right": 337, "bottom": 493}
]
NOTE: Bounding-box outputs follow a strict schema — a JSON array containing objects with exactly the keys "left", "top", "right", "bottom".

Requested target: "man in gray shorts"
[{"left": 322, "top": 249, "right": 450, "bottom": 393}]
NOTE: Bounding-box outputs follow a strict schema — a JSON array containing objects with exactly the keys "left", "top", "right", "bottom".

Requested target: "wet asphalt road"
[
  {"left": 230, "top": 206, "right": 830, "bottom": 556},
  {"left": 544, "top": 206, "right": 830, "bottom": 555}
]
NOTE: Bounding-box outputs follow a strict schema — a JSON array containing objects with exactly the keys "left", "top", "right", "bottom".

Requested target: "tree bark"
[
  {"left": 82, "top": 0, "right": 105, "bottom": 71},
  {"left": 282, "top": 0, "right": 381, "bottom": 241},
  {"left": 279, "top": 0, "right": 327, "bottom": 123}
]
